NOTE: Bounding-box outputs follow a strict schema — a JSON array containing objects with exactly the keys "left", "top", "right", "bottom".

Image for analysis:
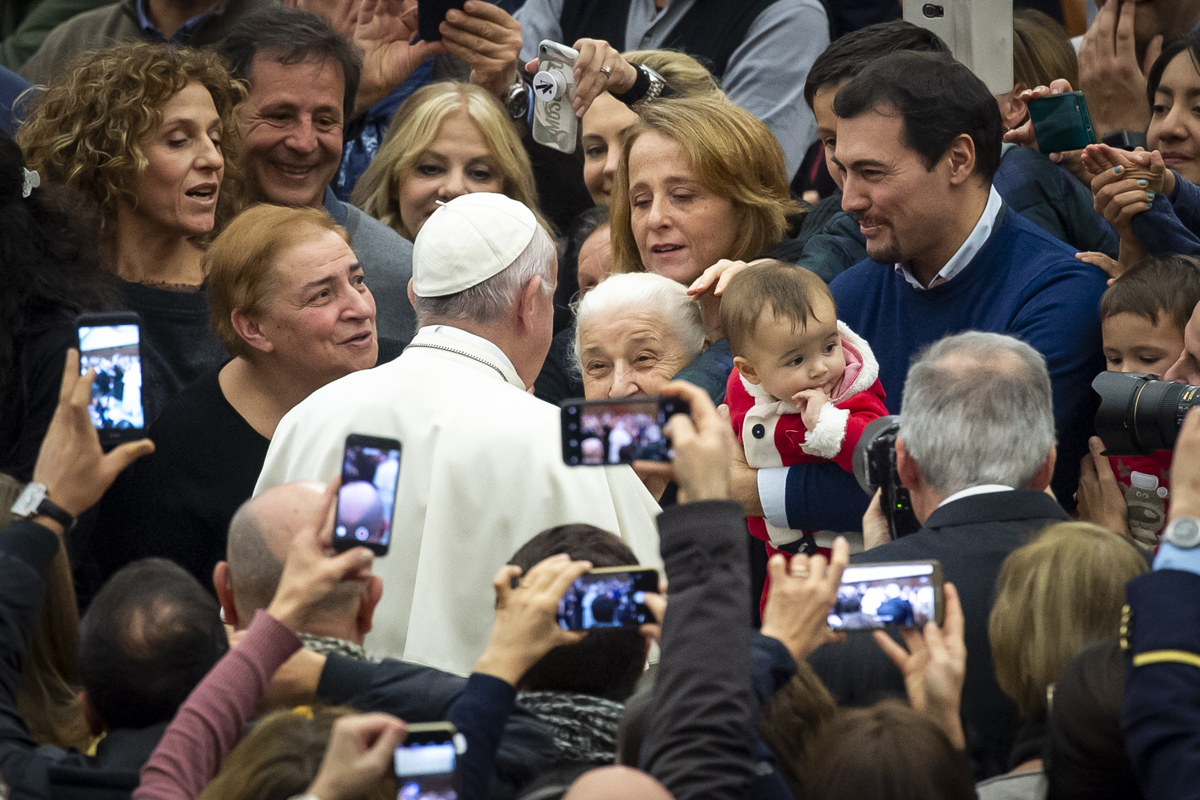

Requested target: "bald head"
[
  {"left": 563, "top": 767, "right": 673, "bottom": 800},
  {"left": 224, "top": 481, "right": 327, "bottom": 627}
]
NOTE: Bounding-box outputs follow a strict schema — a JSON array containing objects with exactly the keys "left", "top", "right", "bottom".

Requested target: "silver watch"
[{"left": 1164, "top": 516, "right": 1200, "bottom": 549}]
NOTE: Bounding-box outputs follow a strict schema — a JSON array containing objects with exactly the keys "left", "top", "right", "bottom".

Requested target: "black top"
[
  {"left": 534, "top": 326, "right": 584, "bottom": 406},
  {"left": 90, "top": 367, "right": 268, "bottom": 595},
  {"left": 807, "top": 489, "right": 1070, "bottom": 781},
  {"left": 119, "top": 280, "right": 228, "bottom": 426},
  {"left": 0, "top": 324, "right": 74, "bottom": 482}
]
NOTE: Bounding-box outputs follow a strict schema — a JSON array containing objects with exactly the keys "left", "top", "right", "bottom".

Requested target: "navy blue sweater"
[
  {"left": 1130, "top": 169, "right": 1200, "bottom": 258},
  {"left": 780, "top": 204, "right": 1107, "bottom": 530}
]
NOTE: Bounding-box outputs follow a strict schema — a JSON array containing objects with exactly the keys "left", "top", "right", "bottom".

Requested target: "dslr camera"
[
  {"left": 852, "top": 416, "right": 922, "bottom": 539},
  {"left": 1093, "top": 372, "right": 1200, "bottom": 455}
]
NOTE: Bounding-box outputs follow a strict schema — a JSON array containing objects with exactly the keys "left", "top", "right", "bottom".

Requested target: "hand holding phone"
[
  {"left": 532, "top": 40, "right": 579, "bottom": 153},
  {"left": 828, "top": 561, "right": 945, "bottom": 631},
  {"left": 333, "top": 434, "right": 401, "bottom": 556},
  {"left": 416, "top": 0, "right": 467, "bottom": 42},
  {"left": 556, "top": 566, "right": 659, "bottom": 631},
  {"left": 1029, "top": 91, "right": 1097, "bottom": 153},
  {"left": 394, "top": 722, "right": 465, "bottom": 800},
  {"left": 561, "top": 397, "right": 689, "bottom": 466},
  {"left": 77, "top": 312, "right": 145, "bottom": 449}
]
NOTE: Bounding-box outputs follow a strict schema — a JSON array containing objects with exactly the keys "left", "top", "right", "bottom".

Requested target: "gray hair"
[
  {"left": 900, "top": 331, "right": 1056, "bottom": 496},
  {"left": 572, "top": 272, "right": 706, "bottom": 374},
  {"left": 414, "top": 226, "right": 557, "bottom": 326}
]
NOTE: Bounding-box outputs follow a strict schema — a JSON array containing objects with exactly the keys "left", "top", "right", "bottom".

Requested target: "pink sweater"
[{"left": 133, "top": 610, "right": 301, "bottom": 800}]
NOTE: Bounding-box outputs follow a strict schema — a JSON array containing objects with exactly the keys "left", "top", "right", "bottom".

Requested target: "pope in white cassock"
[{"left": 254, "top": 193, "right": 662, "bottom": 675}]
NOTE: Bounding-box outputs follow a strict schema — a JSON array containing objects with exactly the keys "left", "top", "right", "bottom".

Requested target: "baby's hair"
[
  {"left": 720, "top": 261, "right": 835, "bottom": 357},
  {"left": 1099, "top": 255, "right": 1200, "bottom": 333}
]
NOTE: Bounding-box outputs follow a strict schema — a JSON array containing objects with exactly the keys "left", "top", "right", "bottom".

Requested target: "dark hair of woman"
[{"left": 0, "top": 129, "right": 112, "bottom": 473}]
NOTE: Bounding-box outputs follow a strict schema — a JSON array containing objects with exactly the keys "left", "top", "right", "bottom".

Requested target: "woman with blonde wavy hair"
[
  {"left": 351, "top": 81, "right": 546, "bottom": 241},
  {"left": 17, "top": 42, "right": 247, "bottom": 422}
]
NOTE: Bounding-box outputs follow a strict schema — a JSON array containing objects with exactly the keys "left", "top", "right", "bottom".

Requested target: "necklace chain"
[{"left": 406, "top": 343, "right": 508, "bottom": 382}]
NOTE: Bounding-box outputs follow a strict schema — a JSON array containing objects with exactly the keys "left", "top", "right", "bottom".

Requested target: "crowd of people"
[{"left": 5, "top": 0, "right": 1200, "bottom": 798}]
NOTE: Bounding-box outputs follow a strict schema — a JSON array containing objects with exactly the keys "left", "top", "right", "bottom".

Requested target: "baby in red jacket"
[{"left": 721, "top": 261, "right": 887, "bottom": 564}]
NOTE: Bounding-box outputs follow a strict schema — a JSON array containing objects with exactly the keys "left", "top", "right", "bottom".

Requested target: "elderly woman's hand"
[{"left": 525, "top": 38, "right": 638, "bottom": 118}]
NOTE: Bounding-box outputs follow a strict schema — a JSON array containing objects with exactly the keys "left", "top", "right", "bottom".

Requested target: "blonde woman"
[{"left": 350, "top": 81, "right": 547, "bottom": 240}]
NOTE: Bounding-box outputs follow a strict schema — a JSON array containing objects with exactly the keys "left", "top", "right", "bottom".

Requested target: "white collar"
[
  {"left": 409, "top": 325, "right": 524, "bottom": 389},
  {"left": 937, "top": 484, "right": 1014, "bottom": 509},
  {"left": 894, "top": 186, "right": 1003, "bottom": 290}
]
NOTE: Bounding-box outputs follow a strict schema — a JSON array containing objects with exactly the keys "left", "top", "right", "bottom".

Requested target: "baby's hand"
[{"left": 793, "top": 389, "right": 829, "bottom": 431}]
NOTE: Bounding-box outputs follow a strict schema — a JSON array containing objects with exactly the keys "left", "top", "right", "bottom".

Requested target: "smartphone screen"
[
  {"left": 334, "top": 434, "right": 401, "bottom": 556},
  {"left": 395, "top": 737, "right": 458, "bottom": 800},
  {"left": 77, "top": 314, "right": 144, "bottom": 441},
  {"left": 561, "top": 397, "right": 688, "bottom": 466},
  {"left": 557, "top": 567, "right": 658, "bottom": 631},
  {"left": 829, "top": 561, "right": 943, "bottom": 631},
  {"left": 1029, "top": 92, "right": 1097, "bottom": 153}
]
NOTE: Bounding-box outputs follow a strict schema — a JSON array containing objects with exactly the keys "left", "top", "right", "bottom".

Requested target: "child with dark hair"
[
  {"left": 1084, "top": 256, "right": 1200, "bottom": 551},
  {"left": 722, "top": 261, "right": 886, "bottom": 579}
]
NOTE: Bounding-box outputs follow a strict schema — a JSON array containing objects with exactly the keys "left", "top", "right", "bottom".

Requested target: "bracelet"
[{"left": 611, "top": 64, "right": 652, "bottom": 106}]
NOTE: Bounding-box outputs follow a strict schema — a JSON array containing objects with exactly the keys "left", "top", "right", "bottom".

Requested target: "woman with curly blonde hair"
[
  {"left": 350, "top": 81, "right": 546, "bottom": 241},
  {"left": 17, "top": 42, "right": 248, "bottom": 421}
]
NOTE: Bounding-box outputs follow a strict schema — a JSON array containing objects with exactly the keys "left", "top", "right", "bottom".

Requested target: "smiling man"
[
  {"left": 739, "top": 51, "right": 1108, "bottom": 538},
  {"left": 218, "top": 7, "right": 417, "bottom": 346}
]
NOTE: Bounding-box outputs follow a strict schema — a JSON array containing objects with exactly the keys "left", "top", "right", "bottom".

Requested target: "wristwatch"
[
  {"left": 10, "top": 483, "right": 74, "bottom": 530},
  {"left": 1164, "top": 516, "right": 1200, "bottom": 549},
  {"left": 612, "top": 64, "right": 668, "bottom": 110},
  {"left": 505, "top": 78, "right": 531, "bottom": 122},
  {"left": 1102, "top": 130, "right": 1148, "bottom": 151}
]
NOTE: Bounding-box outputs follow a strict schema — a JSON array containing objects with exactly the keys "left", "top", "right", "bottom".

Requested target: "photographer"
[{"left": 808, "top": 332, "right": 1069, "bottom": 781}]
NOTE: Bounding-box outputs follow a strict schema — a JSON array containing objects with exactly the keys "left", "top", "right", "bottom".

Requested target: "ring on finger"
[{"left": 600, "top": 65, "right": 613, "bottom": 77}]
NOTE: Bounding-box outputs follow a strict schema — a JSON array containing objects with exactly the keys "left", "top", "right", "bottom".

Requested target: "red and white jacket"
[{"left": 726, "top": 321, "right": 888, "bottom": 553}]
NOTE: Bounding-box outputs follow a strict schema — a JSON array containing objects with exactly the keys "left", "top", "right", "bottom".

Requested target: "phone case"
[
  {"left": 904, "top": 0, "right": 1013, "bottom": 94},
  {"left": 532, "top": 40, "right": 579, "bottom": 154},
  {"left": 1029, "top": 92, "right": 1097, "bottom": 154}
]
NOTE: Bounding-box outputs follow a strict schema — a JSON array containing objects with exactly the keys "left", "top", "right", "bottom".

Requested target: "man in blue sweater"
[{"left": 736, "top": 51, "right": 1107, "bottom": 531}]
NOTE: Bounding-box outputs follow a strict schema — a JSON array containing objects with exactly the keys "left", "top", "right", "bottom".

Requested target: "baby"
[
  {"left": 722, "top": 261, "right": 887, "bottom": 565},
  {"left": 1095, "top": 256, "right": 1200, "bottom": 553}
]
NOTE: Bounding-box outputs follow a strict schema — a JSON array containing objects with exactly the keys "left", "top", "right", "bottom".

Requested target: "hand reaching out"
[
  {"left": 873, "top": 582, "right": 967, "bottom": 750},
  {"left": 1075, "top": 436, "right": 1132, "bottom": 537},
  {"left": 1077, "top": 0, "right": 1158, "bottom": 135},
  {"left": 307, "top": 713, "right": 408, "bottom": 800},
  {"left": 632, "top": 381, "right": 736, "bottom": 504},
  {"left": 353, "top": 0, "right": 444, "bottom": 116},
  {"left": 686, "top": 258, "right": 771, "bottom": 300},
  {"left": 759, "top": 538, "right": 850, "bottom": 661},
  {"left": 440, "top": 0, "right": 524, "bottom": 98}
]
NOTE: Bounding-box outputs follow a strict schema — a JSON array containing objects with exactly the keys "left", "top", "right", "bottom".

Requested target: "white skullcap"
[{"left": 411, "top": 193, "right": 538, "bottom": 297}]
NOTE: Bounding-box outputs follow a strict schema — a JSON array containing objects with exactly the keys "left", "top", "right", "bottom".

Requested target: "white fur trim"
[
  {"left": 802, "top": 402, "right": 849, "bottom": 459},
  {"left": 837, "top": 320, "right": 879, "bottom": 398},
  {"left": 740, "top": 373, "right": 799, "bottom": 414},
  {"left": 764, "top": 520, "right": 805, "bottom": 547}
]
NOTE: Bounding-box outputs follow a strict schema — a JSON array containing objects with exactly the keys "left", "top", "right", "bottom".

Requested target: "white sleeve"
[{"left": 758, "top": 466, "right": 792, "bottom": 530}]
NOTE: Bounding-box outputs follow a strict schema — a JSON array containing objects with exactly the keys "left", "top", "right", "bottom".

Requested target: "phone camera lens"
[{"left": 922, "top": 3, "right": 945, "bottom": 18}]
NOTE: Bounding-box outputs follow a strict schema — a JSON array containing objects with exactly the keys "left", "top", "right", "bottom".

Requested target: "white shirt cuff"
[{"left": 758, "top": 467, "right": 791, "bottom": 529}]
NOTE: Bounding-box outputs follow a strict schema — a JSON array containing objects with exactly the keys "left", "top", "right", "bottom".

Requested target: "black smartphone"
[
  {"left": 333, "top": 434, "right": 401, "bottom": 556},
  {"left": 1029, "top": 91, "right": 1097, "bottom": 153},
  {"left": 560, "top": 397, "right": 689, "bottom": 466},
  {"left": 77, "top": 312, "right": 145, "bottom": 448},
  {"left": 417, "top": 0, "right": 467, "bottom": 42},
  {"left": 829, "top": 561, "right": 945, "bottom": 632},
  {"left": 394, "top": 722, "right": 462, "bottom": 800},
  {"left": 557, "top": 566, "right": 659, "bottom": 631}
]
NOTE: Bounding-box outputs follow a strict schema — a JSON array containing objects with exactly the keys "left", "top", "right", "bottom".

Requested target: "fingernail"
[
  {"left": 1114, "top": 165, "right": 1123, "bottom": 174},
  {"left": 1148, "top": 192, "right": 1156, "bottom": 200},
  {"left": 1138, "top": 179, "right": 1148, "bottom": 186}
]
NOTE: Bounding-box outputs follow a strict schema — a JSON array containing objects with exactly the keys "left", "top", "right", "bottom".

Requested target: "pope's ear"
[{"left": 516, "top": 275, "right": 544, "bottom": 328}]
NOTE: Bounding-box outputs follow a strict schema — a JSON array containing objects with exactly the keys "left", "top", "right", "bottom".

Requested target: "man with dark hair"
[
  {"left": 507, "top": 524, "right": 649, "bottom": 768},
  {"left": 736, "top": 50, "right": 1106, "bottom": 540},
  {"left": 217, "top": 6, "right": 417, "bottom": 346}
]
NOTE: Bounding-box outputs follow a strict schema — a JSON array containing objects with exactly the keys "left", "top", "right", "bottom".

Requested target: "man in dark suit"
[{"left": 808, "top": 331, "right": 1068, "bottom": 780}]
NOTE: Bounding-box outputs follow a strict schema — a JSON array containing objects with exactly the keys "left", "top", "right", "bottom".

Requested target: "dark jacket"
[
  {"left": 807, "top": 489, "right": 1069, "bottom": 780},
  {"left": 641, "top": 500, "right": 757, "bottom": 800},
  {"left": 0, "top": 520, "right": 166, "bottom": 800}
]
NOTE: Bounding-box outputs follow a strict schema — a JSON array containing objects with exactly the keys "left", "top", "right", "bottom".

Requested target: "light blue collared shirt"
[{"left": 135, "top": 0, "right": 218, "bottom": 43}]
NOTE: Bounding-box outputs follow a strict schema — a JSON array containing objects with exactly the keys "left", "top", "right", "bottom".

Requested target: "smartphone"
[
  {"left": 394, "top": 722, "right": 464, "bottom": 800},
  {"left": 77, "top": 312, "right": 145, "bottom": 448},
  {"left": 333, "top": 434, "right": 401, "bottom": 556},
  {"left": 1029, "top": 91, "right": 1098, "bottom": 153},
  {"left": 560, "top": 396, "right": 689, "bottom": 466},
  {"left": 828, "top": 560, "right": 944, "bottom": 632},
  {"left": 557, "top": 566, "right": 659, "bottom": 631},
  {"left": 904, "top": 0, "right": 1013, "bottom": 95},
  {"left": 532, "top": 40, "right": 579, "bottom": 154},
  {"left": 417, "top": 0, "right": 466, "bottom": 42}
]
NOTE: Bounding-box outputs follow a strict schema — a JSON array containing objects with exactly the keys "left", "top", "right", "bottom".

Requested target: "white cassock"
[{"left": 254, "top": 325, "right": 663, "bottom": 675}]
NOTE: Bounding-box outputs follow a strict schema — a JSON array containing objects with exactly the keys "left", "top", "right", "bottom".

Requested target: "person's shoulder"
[
  {"left": 851, "top": 533, "right": 935, "bottom": 564},
  {"left": 342, "top": 202, "right": 413, "bottom": 258},
  {"left": 753, "top": 0, "right": 828, "bottom": 24},
  {"left": 22, "top": 0, "right": 131, "bottom": 77},
  {"left": 993, "top": 206, "right": 1106, "bottom": 283}
]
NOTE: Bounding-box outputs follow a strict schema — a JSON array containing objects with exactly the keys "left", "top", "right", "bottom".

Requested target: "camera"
[
  {"left": 852, "top": 416, "right": 921, "bottom": 539},
  {"left": 1093, "top": 371, "right": 1200, "bottom": 455}
]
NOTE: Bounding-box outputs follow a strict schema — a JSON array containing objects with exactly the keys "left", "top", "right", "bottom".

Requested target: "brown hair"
[
  {"left": 205, "top": 204, "right": 350, "bottom": 359},
  {"left": 18, "top": 42, "right": 246, "bottom": 241},
  {"left": 802, "top": 700, "right": 976, "bottom": 800},
  {"left": 609, "top": 97, "right": 800, "bottom": 277},
  {"left": 622, "top": 50, "right": 723, "bottom": 98},
  {"left": 1013, "top": 8, "right": 1080, "bottom": 89},
  {"left": 989, "top": 522, "right": 1147, "bottom": 719},
  {"left": 1099, "top": 255, "right": 1200, "bottom": 331},
  {"left": 197, "top": 706, "right": 394, "bottom": 800},
  {"left": 720, "top": 261, "right": 835, "bottom": 357}
]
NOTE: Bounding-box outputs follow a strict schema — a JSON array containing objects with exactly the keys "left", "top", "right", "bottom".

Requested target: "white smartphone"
[
  {"left": 532, "top": 40, "right": 579, "bottom": 154},
  {"left": 904, "top": 0, "right": 1013, "bottom": 95}
]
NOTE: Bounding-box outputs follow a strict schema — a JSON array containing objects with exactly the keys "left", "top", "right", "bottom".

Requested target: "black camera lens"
[
  {"left": 922, "top": 3, "right": 945, "bottom": 19},
  {"left": 1093, "top": 372, "right": 1200, "bottom": 455}
]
